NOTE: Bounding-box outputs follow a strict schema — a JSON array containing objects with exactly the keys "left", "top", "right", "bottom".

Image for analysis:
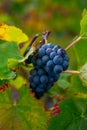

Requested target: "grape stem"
[
  {"left": 63, "top": 70, "right": 80, "bottom": 74},
  {"left": 43, "top": 30, "right": 51, "bottom": 44},
  {"left": 38, "top": 31, "right": 51, "bottom": 48},
  {"left": 29, "top": 34, "right": 40, "bottom": 47},
  {"left": 65, "top": 36, "right": 82, "bottom": 51}
]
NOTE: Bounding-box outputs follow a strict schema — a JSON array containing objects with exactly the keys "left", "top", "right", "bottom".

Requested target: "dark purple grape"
[
  {"left": 50, "top": 52, "right": 57, "bottom": 59},
  {"left": 46, "top": 60, "right": 54, "bottom": 68},
  {"left": 33, "top": 75, "right": 40, "bottom": 84},
  {"left": 30, "top": 69, "right": 37, "bottom": 76},
  {"left": 46, "top": 48, "right": 52, "bottom": 55},
  {"left": 53, "top": 45, "right": 59, "bottom": 51},
  {"left": 42, "top": 55, "right": 49, "bottom": 64},
  {"left": 38, "top": 48, "right": 46, "bottom": 57},
  {"left": 36, "top": 59, "right": 43, "bottom": 67},
  {"left": 62, "top": 60, "right": 69, "bottom": 70},
  {"left": 47, "top": 43, "right": 54, "bottom": 48},
  {"left": 42, "top": 44, "right": 48, "bottom": 50},
  {"left": 63, "top": 55, "right": 69, "bottom": 61},
  {"left": 38, "top": 69, "right": 45, "bottom": 75},
  {"left": 53, "top": 55, "right": 63, "bottom": 65},
  {"left": 53, "top": 65, "right": 63, "bottom": 74},
  {"left": 40, "top": 75, "right": 48, "bottom": 84}
]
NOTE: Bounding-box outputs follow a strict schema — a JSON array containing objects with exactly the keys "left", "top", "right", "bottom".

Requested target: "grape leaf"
[
  {"left": 10, "top": 76, "right": 27, "bottom": 89},
  {"left": 0, "top": 79, "right": 8, "bottom": 86},
  {"left": 75, "top": 9, "right": 87, "bottom": 66},
  {"left": 75, "top": 39, "right": 87, "bottom": 67},
  {"left": 0, "top": 40, "right": 22, "bottom": 80},
  {"left": 70, "top": 76, "right": 87, "bottom": 99},
  {"left": 0, "top": 24, "right": 28, "bottom": 44},
  {"left": 0, "top": 86, "right": 50, "bottom": 130},
  {"left": 68, "top": 75, "right": 87, "bottom": 113},
  {"left": 47, "top": 100, "right": 87, "bottom": 130},
  {"left": 58, "top": 73, "right": 70, "bottom": 89},
  {"left": 80, "top": 9, "right": 87, "bottom": 37},
  {"left": 8, "top": 58, "right": 21, "bottom": 70}
]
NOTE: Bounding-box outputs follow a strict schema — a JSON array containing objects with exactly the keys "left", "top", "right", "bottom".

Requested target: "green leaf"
[
  {"left": 68, "top": 74, "right": 87, "bottom": 113},
  {"left": 0, "top": 86, "right": 50, "bottom": 130},
  {"left": 80, "top": 9, "right": 87, "bottom": 37},
  {"left": 70, "top": 76, "right": 87, "bottom": 98},
  {"left": 75, "top": 9, "right": 87, "bottom": 66},
  {"left": 0, "top": 79, "right": 8, "bottom": 86},
  {"left": 8, "top": 58, "right": 21, "bottom": 70},
  {"left": 58, "top": 73, "right": 70, "bottom": 89},
  {"left": 47, "top": 100, "right": 87, "bottom": 130},
  {"left": 0, "top": 41, "right": 22, "bottom": 80},
  {"left": 75, "top": 39, "right": 87, "bottom": 66},
  {"left": 67, "top": 118, "right": 87, "bottom": 130},
  {"left": 0, "top": 24, "right": 29, "bottom": 44},
  {"left": 58, "top": 79, "right": 70, "bottom": 89}
]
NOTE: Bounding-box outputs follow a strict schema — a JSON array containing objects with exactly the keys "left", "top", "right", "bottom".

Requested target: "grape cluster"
[{"left": 28, "top": 43, "right": 69, "bottom": 98}]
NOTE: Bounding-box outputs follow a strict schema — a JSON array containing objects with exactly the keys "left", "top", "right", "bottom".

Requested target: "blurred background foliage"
[{"left": 0, "top": 0, "right": 87, "bottom": 69}]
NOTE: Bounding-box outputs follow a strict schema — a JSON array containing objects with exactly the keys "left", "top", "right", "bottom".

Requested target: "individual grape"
[
  {"left": 28, "top": 77, "right": 33, "bottom": 82},
  {"left": 42, "top": 55, "right": 49, "bottom": 64},
  {"left": 37, "top": 84, "right": 44, "bottom": 89},
  {"left": 36, "top": 59, "right": 43, "bottom": 67},
  {"left": 53, "top": 65, "right": 63, "bottom": 74},
  {"left": 46, "top": 48, "right": 52, "bottom": 55},
  {"left": 35, "top": 91, "right": 44, "bottom": 99},
  {"left": 48, "top": 77, "right": 54, "bottom": 83},
  {"left": 63, "top": 55, "right": 69, "bottom": 61},
  {"left": 30, "top": 82, "right": 36, "bottom": 89},
  {"left": 31, "top": 56, "right": 37, "bottom": 66},
  {"left": 41, "top": 44, "right": 48, "bottom": 50},
  {"left": 46, "top": 60, "right": 54, "bottom": 68},
  {"left": 53, "top": 55, "right": 63, "bottom": 65},
  {"left": 50, "top": 52, "right": 57, "bottom": 59},
  {"left": 38, "top": 48, "right": 46, "bottom": 57},
  {"left": 35, "top": 87, "right": 44, "bottom": 93},
  {"left": 47, "top": 43, "right": 54, "bottom": 48},
  {"left": 57, "top": 48, "right": 65, "bottom": 56},
  {"left": 30, "top": 69, "right": 37, "bottom": 76},
  {"left": 53, "top": 45, "right": 60, "bottom": 51},
  {"left": 44, "top": 66, "right": 50, "bottom": 73},
  {"left": 40, "top": 75, "right": 48, "bottom": 84},
  {"left": 33, "top": 75, "right": 40, "bottom": 84},
  {"left": 62, "top": 60, "right": 69, "bottom": 70},
  {"left": 38, "top": 69, "right": 45, "bottom": 75},
  {"left": 53, "top": 74, "right": 60, "bottom": 82}
]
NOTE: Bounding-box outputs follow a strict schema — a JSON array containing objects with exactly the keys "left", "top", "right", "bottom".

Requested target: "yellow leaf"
[
  {"left": 10, "top": 76, "right": 27, "bottom": 89},
  {"left": 0, "top": 23, "right": 29, "bottom": 43}
]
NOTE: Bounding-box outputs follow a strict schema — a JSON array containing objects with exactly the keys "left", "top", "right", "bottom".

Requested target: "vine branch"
[
  {"left": 63, "top": 70, "right": 80, "bottom": 75},
  {"left": 65, "top": 36, "right": 82, "bottom": 51}
]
